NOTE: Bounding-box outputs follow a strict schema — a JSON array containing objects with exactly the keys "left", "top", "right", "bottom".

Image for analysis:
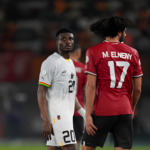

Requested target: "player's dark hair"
[
  {"left": 56, "top": 28, "right": 73, "bottom": 37},
  {"left": 71, "top": 44, "right": 81, "bottom": 53},
  {"left": 90, "top": 16, "right": 134, "bottom": 38}
]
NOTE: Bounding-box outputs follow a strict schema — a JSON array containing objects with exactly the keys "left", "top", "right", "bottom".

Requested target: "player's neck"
[
  {"left": 62, "top": 54, "right": 70, "bottom": 59},
  {"left": 106, "top": 36, "right": 120, "bottom": 42},
  {"left": 57, "top": 50, "right": 70, "bottom": 59}
]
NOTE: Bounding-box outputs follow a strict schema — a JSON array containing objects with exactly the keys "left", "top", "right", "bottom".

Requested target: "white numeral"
[
  {"left": 108, "top": 61, "right": 130, "bottom": 88},
  {"left": 108, "top": 61, "right": 116, "bottom": 88}
]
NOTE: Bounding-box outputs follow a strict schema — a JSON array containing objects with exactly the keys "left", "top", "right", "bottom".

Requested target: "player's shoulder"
[
  {"left": 46, "top": 52, "right": 60, "bottom": 62},
  {"left": 69, "top": 59, "right": 75, "bottom": 67},
  {"left": 42, "top": 52, "right": 61, "bottom": 66},
  {"left": 122, "top": 43, "right": 139, "bottom": 56},
  {"left": 73, "top": 60, "right": 85, "bottom": 73},
  {"left": 88, "top": 41, "right": 108, "bottom": 53}
]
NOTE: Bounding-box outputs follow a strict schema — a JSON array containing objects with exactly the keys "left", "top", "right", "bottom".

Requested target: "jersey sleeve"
[
  {"left": 133, "top": 51, "right": 143, "bottom": 77},
  {"left": 38, "top": 60, "right": 54, "bottom": 88},
  {"left": 85, "top": 48, "right": 97, "bottom": 76}
]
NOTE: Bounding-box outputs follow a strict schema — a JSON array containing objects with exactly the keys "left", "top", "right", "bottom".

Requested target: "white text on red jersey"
[{"left": 102, "top": 51, "right": 132, "bottom": 60}]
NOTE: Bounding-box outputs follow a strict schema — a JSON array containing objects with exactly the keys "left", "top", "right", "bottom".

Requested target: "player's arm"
[
  {"left": 132, "top": 51, "right": 143, "bottom": 118},
  {"left": 86, "top": 74, "right": 96, "bottom": 116},
  {"left": 132, "top": 77, "right": 142, "bottom": 112},
  {"left": 37, "top": 85, "right": 54, "bottom": 140},
  {"left": 75, "top": 97, "right": 85, "bottom": 120},
  {"left": 85, "top": 74, "right": 97, "bottom": 135}
]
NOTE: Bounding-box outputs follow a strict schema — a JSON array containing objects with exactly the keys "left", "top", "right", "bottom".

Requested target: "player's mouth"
[{"left": 65, "top": 45, "right": 72, "bottom": 49}]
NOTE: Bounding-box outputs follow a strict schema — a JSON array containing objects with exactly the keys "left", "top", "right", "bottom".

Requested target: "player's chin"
[{"left": 64, "top": 48, "right": 72, "bottom": 53}]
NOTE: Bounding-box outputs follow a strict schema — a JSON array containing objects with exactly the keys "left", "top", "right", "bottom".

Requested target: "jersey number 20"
[
  {"left": 62, "top": 130, "right": 75, "bottom": 143},
  {"left": 108, "top": 61, "right": 130, "bottom": 88}
]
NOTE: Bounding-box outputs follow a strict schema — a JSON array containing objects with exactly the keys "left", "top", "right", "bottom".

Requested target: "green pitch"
[{"left": 0, "top": 145, "right": 150, "bottom": 150}]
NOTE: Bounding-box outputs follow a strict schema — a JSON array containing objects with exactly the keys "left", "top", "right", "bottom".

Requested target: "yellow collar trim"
[{"left": 65, "top": 59, "right": 70, "bottom": 61}]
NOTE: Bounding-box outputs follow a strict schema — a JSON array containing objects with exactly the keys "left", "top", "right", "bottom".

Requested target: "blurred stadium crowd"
[{"left": 0, "top": 0, "right": 150, "bottom": 145}]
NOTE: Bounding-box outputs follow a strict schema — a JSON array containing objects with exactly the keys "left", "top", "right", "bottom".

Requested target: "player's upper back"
[
  {"left": 85, "top": 40, "right": 143, "bottom": 92},
  {"left": 73, "top": 60, "right": 86, "bottom": 78},
  {"left": 72, "top": 60, "right": 87, "bottom": 97}
]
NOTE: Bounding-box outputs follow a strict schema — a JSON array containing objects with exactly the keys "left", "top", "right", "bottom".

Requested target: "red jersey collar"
[{"left": 103, "top": 40, "right": 124, "bottom": 44}]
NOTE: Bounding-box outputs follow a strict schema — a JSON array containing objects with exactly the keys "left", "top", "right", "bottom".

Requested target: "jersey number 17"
[{"left": 108, "top": 61, "right": 130, "bottom": 88}]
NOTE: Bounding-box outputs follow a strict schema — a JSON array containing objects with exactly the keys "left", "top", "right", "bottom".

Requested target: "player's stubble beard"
[
  {"left": 63, "top": 49, "right": 72, "bottom": 53},
  {"left": 61, "top": 45, "right": 74, "bottom": 54},
  {"left": 61, "top": 48, "right": 72, "bottom": 54},
  {"left": 119, "top": 32, "right": 125, "bottom": 42}
]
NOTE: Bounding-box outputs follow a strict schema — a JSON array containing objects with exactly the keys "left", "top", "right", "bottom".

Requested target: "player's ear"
[
  {"left": 124, "top": 30, "right": 126, "bottom": 37},
  {"left": 118, "top": 31, "right": 121, "bottom": 37}
]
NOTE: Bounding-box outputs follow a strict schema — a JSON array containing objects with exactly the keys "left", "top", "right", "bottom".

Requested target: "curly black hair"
[{"left": 90, "top": 16, "right": 134, "bottom": 38}]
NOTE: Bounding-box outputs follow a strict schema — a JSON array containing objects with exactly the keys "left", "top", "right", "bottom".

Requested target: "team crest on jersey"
[
  {"left": 57, "top": 115, "right": 61, "bottom": 120},
  {"left": 71, "top": 73, "right": 74, "bottom": 79},
  {"left": 42, "top": 70, "right": 47, "bottom": 76}
]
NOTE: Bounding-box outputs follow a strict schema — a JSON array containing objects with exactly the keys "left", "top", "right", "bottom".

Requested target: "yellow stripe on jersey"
[
  {"left": 61, "top": 141, "right": 63, "bottom": 146},
  {"left": 65, "top": 59, "right": 70, "bottom": 61},
  {"left": 39, "top": 82, "right": 50, "bottom": 88},
  {"left": 53, "top": 118, "right": 55, "bottom": 123}
]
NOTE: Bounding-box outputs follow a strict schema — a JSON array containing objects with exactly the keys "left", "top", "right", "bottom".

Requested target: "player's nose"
[{"left": 65, "top": 38, "right": 71, "bottom": 44}]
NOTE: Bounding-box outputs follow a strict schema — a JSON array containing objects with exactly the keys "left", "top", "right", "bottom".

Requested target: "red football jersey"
[
  {"left": 85, "top": 40, "right": 143, "bottom": 116},
  {"left": 73, "top": 60, "right": 87, "bottom": 116}
]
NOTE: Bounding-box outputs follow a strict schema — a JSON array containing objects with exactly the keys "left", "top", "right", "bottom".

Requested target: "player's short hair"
[
  {"left": 71, "top": 44, "right": 81, "bottom": 53},
  {"left": 90, "top": 16, "right": 134, "bottom": 38},
  {"left": 56, "top": 28, "right": 73, "bottom": 37}
]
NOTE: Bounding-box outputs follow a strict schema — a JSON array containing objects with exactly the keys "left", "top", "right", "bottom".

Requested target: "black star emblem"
[{"left": 71, "top": 73, "right": 74, "bottom": 79}]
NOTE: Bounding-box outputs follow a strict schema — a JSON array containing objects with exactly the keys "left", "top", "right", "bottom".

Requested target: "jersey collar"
[
  {"left": 54, "top": 52, "right": 71, "bottom": 62},
  {"left": 103, "top": 40, "right": 124, "bottom": 44}
]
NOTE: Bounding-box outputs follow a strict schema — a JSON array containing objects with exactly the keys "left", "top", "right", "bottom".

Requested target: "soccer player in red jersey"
[
  {"left": 81, "top": 16, "right": 143, "bottom": 150},
  {"left": 70, "top": 45, "right": 87, "bottom": 148}
]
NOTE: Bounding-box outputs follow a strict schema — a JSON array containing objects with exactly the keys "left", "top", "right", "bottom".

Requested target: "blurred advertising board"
[{"left": 0, "top": 51, "right": 32, "bottom": 82}]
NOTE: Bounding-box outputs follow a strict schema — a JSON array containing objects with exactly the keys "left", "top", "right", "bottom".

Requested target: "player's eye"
[
  {"left": 69, "top": 37, "right": 73, "bottom": 41},
  {"left": 62, "top": 37, "right": 66, "bottom": 41}
]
